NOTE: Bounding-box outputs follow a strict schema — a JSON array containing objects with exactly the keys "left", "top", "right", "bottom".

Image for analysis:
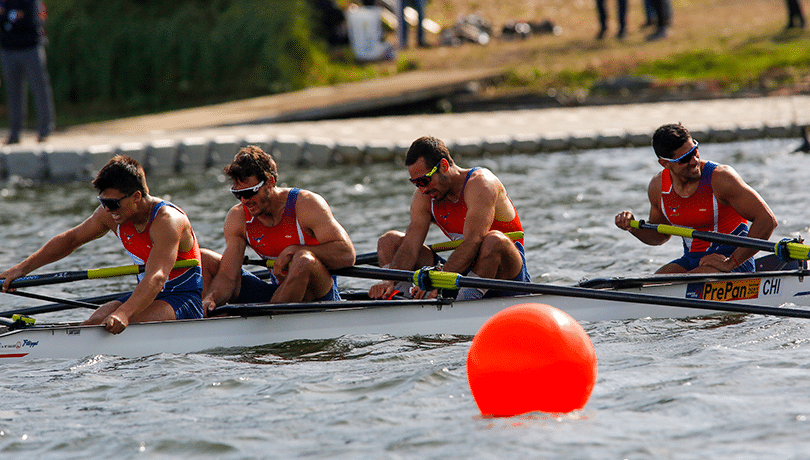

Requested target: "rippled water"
[{"left": 2, "top": 138, "right": 810, "bottom": 459}]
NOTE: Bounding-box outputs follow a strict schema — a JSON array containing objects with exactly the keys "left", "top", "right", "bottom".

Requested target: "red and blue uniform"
[
  {"left": 237, "top": 188, "right": 340, "bottom": 302},
  {"left": 429, "top": 167, "right": 530, "bottom": 296},
  {"left": 661, "top": 161, "right": 754, "bottom": 272},
  {"left": 115, "top": 201, "right": 204, "bottom": 319},
  {"left": 430, "top": 168, "right": 524, "bottom": 245}
]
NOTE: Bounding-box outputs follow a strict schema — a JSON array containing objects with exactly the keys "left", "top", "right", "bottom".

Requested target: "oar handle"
[{"left": 631, "top": 220, "right": 810, "bottom": 261}]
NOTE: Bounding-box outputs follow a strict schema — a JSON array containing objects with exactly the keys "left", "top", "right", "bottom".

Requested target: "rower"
[
  {"left": 368, "top": 135, "right": 530, "bottom": 301},
  {"left": 615, "top": 123, "right": 778, "bottom": 274},
  {"left": 201, "top": 146, "right": 356, "bottom": 316},
  {"left": 0, "top": 155, "right": 204, "bottom": 334}
]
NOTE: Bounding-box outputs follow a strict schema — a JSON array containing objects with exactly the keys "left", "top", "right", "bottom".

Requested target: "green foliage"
[
  {"left": 635, "top": 37, "right": 810, "bottom": 90},
  {"left": 44, "top": 0, "right": 327, "bottom": 118}
]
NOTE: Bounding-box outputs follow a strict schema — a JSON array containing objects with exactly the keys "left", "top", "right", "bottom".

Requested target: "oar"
[
  {"left": 631, "top": 220, "right": 810, "bottom": 261},
  {"left": 331, "top": 265, "right": 810, "bottom": 320},
  {"left": 0, "top": 267, "right": 274, "bottom": 319},
  {"left": 246, "top": 231, "right": 525, "bottom": 268},
  {"left": 0, "top": 259, "right": 199, "bottom": 289},
  {"left": 3, "top": 290, "right": 101, "bottom": 310},
  {"left": 0, "top": 292, "right": 123, "bottom": 318}
]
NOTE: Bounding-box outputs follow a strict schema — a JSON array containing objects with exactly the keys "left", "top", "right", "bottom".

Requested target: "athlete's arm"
[
  {"left": 109, "top": 206, "right": 185, "bottom": 329},
  {"left": 709, "top": 164, "right": 777, "bottom": 266},
  {"left": 203, "top": 205, "right": 249, "bottom": 313},
  {"left": 442, "top": 171, "right": 497, "bottom": 274},
  {"left": 369, "top": 190, "right": 432, "bottom": 300},
  {"left": 280, "top": 190, "right": 355, "bottom": 271},
  {"left": 1, "top": 207, "right": 112, "bottom": 291},
  {"left": 615, "top": 173, "right": 672, "bottom": 246}
]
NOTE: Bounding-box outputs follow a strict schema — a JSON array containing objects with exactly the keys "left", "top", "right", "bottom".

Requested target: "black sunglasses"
[
  {"left": 660, "top": 140, "right": 699, "bottom": 165},
  {"left": 98, "top": 192, "right": 133, "bottom": 212},
  {"left": 230, "top": 180, "right": 265, "bottom": 200},
  {"left": 409, "top": 161, "right": 442, "bottom": 188}
]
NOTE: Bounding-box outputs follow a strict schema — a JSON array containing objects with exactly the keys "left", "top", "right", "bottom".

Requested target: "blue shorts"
[
  {"left": 116, "top": 289, "right": 204, "bottom": 320},
  {"left": 235, "top": 269, "right": 341, "bottom": 303},
  {"left": 670, "top": 249, "right": 755, "bottom": 273},
  {"left": 434, "top": 241, "right": 531, "bottom": 298}
]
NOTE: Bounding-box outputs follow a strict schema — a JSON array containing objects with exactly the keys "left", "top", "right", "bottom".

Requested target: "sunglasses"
[
  {"left": 660, "top": 140, "right": 699, "bottom": 164},
  {"left": 409, "top": 161, "right": 442, "bottom": 188},
  {"left": 230, "top": 180, "right": 265, "bottom": 200},
  {"left": 97, "top": 192, "right": 133, "bottom": 212}
]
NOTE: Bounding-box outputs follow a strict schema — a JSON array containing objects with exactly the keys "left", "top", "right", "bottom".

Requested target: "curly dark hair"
[
  {"left": 405, "top": 136, "right": 454, "bottom": 167},
  {"left": 92, "top": 155, "right": 149, "bottom": 195},
  {"left": 223, "top": 145, "right": 278, "bottom": 184},
  {"left": 652, "top": 123, "right": 692, "bottom": 159}
]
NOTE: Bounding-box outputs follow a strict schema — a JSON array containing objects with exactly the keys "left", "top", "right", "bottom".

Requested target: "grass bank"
[
  {"left": 365, "top": 0, "right": 810, "bottom": 103},
  {"left": 43, "top": 0, "right": 810, "bottom": 127}
]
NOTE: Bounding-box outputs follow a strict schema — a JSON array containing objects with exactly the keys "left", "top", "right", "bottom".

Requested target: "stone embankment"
[{"left": 1, "top": 69, "right": 808, "bottom": 181}]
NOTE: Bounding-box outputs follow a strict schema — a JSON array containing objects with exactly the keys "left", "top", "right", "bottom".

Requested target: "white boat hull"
[{"left": 3, "top": 271, "right": 810, "bottom": 360}]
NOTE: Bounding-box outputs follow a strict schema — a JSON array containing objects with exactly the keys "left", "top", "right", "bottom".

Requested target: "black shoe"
[
  {"left": 646, "top": 27, "right": 668, "bottom": 41},
  {"left": 596, "top": 28, "right": 607, "bottom": 40},
  {"left": 4, "top": 138, "right": 19, "bottom": 145},
  {"left": 616, "top": 28, "right": 626, "bottom": 39}
]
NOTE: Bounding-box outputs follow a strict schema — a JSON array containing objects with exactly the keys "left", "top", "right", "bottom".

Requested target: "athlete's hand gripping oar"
[
  {"left": 631, "top": 220, "right": 809, "bottom": 261},
  {"left": 331, "top": 265, "right": 810, "bottom": 320},
  {"left": 0, "top": 259, "right": 199, "bottom": 290}
]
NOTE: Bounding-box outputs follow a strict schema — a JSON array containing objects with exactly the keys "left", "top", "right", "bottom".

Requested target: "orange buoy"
[{"left": 467, "top": 303, "right": 598, "bottom": 416}]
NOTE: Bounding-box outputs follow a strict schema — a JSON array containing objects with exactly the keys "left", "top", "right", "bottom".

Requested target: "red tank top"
[
  {"left": 243, "top": 188, "right": 319, "bottom": 260},
  {"left": 661, "top": 161, "right": 749, "bottom": 252},
  {"left": 116, "top": 201, "right": 201, "bottom": 281},
  {"left": 430, "top": 167, "right": 524, "bottom": 244}
]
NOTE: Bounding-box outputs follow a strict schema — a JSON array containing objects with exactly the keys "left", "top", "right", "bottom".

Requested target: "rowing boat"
[{"left": 2, "top": 268, "right": 809, "bottom": 360}]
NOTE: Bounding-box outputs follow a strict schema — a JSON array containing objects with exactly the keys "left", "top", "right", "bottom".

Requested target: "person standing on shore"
[
  {"left": 0, "top": 0, "right": 55, "bottom": 144},
  {"left": 646, "top": 0, "right": 671, "bottom": 41},
  {"left": 595, "top": 0, "right": 628, "bottom": 39},
  {"left": 785, "top": 0, "right": 806, "bottom": 28},
  {"left": 615, "top": 123, "right": 777, "bottom": 274}
]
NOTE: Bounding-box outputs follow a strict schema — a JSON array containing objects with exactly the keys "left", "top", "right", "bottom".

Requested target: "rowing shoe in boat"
[{"left": 2, "top": 269, "right": 809, "bottom": 360}]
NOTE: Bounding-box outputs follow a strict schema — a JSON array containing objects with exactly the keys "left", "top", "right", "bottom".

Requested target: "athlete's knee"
[
  {"left": 479, "top": 231, "right": 514, "bottom": 256},
  {"left": 288, "top": 250, "right": 324, "bottom": 275},
  {"left": 199, "top": 248, "right": 222, "bottom": 279},
  {"left": 376, "top": 231, "right": 406, "bottom": 264},
  {"left": 377, "top": 230, "right": 405, "bottom": 250}
]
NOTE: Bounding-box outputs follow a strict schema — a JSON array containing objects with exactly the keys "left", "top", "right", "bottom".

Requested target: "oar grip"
[
  {"left": 87, "top": 259, "right": 199, "bottom": 279},
  {"left": 413, "top": 267, "right": 460, "bottom": 291}
]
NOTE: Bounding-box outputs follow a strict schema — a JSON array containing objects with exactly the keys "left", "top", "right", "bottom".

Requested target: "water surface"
[{"left": 2, "top": 138, "right": 810, "bottom": 459}]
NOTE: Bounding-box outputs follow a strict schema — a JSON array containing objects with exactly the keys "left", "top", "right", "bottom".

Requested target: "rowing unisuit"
[
  {"left": 661, "top": 161, "right": 749, "bottom": 253},
  {"left": 430, "top": 167, "right": 524, "bottom": 244},
  {"left": 243, "top": 188, "right": 319, "bottom": 259},
  {"left": 116, "top": 201, "right": 202, "bottom": 291},
  {"left": 237, "top": 187, "right": 341, "bottom": 302}
]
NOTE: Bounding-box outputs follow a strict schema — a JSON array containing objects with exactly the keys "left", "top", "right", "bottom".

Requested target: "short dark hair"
[
  {"left": 92, "top": 155, "right": 149, "bottom": 195},
  {"left": 405, "top": 136, "right": 454, "bottom": 167},
  {"left": 652, "top": 123, "right": 692, "bottom": 159},
  {"left": 223, "top": 145, "right": 278, "bottom": 183}
]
